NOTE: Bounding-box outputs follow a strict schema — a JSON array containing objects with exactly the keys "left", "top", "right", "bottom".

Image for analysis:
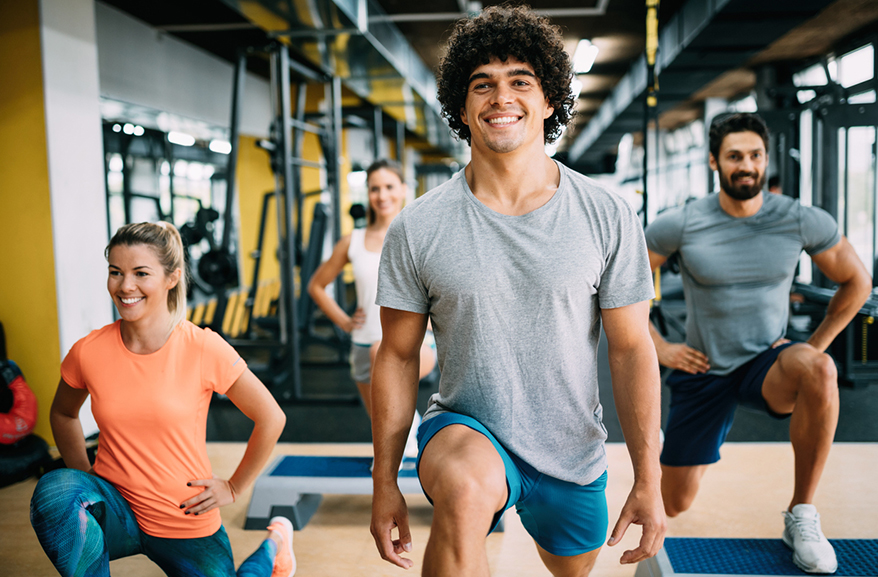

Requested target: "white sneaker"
[
  {"left": 403, "top": 411, "right": 422, "bottom": 459},
  {"left": 782, "top": 504, "right": 837, "bottom": 574}
]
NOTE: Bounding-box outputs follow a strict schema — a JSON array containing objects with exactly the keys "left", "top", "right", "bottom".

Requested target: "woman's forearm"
[
  {"left": 51, "top": 412, "right": 91, "bottom": 472},
  {"left": 227, "top": 409, "right": 285, "bottom": 495}
]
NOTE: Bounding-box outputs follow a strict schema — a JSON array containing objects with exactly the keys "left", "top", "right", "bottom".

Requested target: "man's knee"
[
  {"left": 661, "top": 466, "right": 702, "bottom": 518},
  {"left": 428, "top": 464, "right": 505, "bottom": 514},
  {"left": 419, "top": 424, "right": 508, "bottom": 517},
  {"left": 800, "top": 352, "right": 838, "bottom": 406},
  {"left": 662, "top": 493, "right": 693, "bottom": 518}
]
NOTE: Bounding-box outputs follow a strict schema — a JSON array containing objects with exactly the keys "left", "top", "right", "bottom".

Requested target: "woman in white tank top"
[{"left": 307, "top": 161, "right": 435, "bottom": 453}]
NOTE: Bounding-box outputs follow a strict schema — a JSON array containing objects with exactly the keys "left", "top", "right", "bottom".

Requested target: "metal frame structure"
[{"left": 224, "top": 42, "right": 358, "bottom": 404}]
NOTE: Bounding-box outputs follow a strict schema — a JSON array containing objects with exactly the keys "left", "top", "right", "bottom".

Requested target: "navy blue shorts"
[
  {"left": 661, "top": 343, "right": 795, "bottom": 467},
  {"left": 416, "top": 412, "right": 608, "bottom": 556}
]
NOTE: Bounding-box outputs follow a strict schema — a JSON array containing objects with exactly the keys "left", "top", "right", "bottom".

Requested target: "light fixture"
[
  {"left": 573, "top": 39, "right": 599, "bottom": 74},
  {"left": 347, "top": 170, "right": 367, "bottom": 188},
  {"left": 133, "top": 125, "right": 144, "bottom": 136},
  {"left": 112, "top": 124, "right": 122, "bottom": 133},
  {"left": 168, "top": 131, "right": 195, "bottom": 146},
  {"left": 108, "top": 155, "right": 124, "bottom": 172},
  {"left": 209, "top": 139, "right": 232, "bottom": 154},
  {"left": 122, "top": 123, "right": 135, "bottom": 135},
  {"left": 570, "top": 77, "right": 583, "bottom": 100},
  {"left": 187, "top": 162, "right": 204, "bottom": 180}
]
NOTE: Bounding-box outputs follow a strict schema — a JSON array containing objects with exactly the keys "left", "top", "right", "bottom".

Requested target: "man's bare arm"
[
  {"left": 602, "top": 300, "right": 667, "bottom": 564},
  {"left": 808, "top": 237, "right": 872, "bottom": 352},
  {"left": 647, "top": 249, "right": 710, "bottom": 373},
  {"left": 370, "top": 306, "right": 428, "bottom": 569}
]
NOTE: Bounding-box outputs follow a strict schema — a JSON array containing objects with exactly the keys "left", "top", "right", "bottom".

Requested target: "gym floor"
[{"left": 4, "top": 443, "right": 877, "bottom": 576}]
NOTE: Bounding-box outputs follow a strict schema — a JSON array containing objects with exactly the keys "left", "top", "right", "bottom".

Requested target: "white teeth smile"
[
  {"left": 487, "top": 116, "right": 519, "bottom": 125},
  {"left": 121, "top": 297, "right": 143, "bottom": 305}
]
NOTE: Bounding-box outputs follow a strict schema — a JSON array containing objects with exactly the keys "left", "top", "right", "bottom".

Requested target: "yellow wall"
[
  {"left": 236, "top": 135, "right": 280, "bottom": 287},
  {"left": 0, "top": 1, "right": 62, "bottom": 443},
  {"left": 235, "top": 83, "right": 355, "bottom": 301}
]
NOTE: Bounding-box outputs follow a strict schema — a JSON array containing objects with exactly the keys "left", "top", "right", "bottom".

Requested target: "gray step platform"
[
  {"left": 635, "top": 538, "right": 878, "bottom": 577},
  {"left": 245, "top": 454, "right": 505, "bottom": 532}
]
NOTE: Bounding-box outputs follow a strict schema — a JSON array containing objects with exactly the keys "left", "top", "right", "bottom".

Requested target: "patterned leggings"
[{"left": 30, "top": 469, "right": 277, "bottom": 577}]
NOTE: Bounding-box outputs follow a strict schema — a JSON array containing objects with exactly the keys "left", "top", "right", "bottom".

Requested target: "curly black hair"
[{"left": 437, "top": 4, "right": 575, "bottom": 145}]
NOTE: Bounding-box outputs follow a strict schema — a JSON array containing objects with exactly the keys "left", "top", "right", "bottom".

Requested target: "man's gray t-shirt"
[
  {"left": 376, "top": 163, "right": 654, "bottom": 485},
  {"left": 645, "top": 192, "right": 840, "bottom": 375}
]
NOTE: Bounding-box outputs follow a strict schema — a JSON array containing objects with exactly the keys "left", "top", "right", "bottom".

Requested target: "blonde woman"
[{"left": 30, "top": 222, "right": 294, "bottom": 577}]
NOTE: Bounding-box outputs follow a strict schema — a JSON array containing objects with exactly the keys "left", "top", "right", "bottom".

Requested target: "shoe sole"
[
  {"left": 268, "top": 516, "right": 296, "bottom": 577},
  {"left": 783, "top": 531, "right": 837, "bottom": 574}
]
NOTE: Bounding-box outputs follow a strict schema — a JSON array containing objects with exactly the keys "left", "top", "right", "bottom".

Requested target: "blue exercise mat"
[
  {"left": 665, "top": 538, "right": 878, "bottom": 576},
  {"left": 269, "top": 455, "right": 419, "bottom": 478}
]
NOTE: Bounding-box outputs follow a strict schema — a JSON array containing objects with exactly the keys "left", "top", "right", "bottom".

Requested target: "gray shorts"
[
  {"left": 350, "top": 331, "right": 436, "bottom": 384},
  {"left": 350, "top": 344, "right": 373, "bottom": 384}
]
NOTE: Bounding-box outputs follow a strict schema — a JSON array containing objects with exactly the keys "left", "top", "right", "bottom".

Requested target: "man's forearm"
[
  {"left": 808, "top": 279, "right": 872, "bottom": 352},
  {"left": 608, "top": 341, "right": 663, "bottom": 483},
  {"left": 371, "top": 350, "right": 420, "bottom": 485}
]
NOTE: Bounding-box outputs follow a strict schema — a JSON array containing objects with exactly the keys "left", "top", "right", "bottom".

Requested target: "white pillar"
[{"left": 41, "top": 0, "right": 109, "bottom": 436}]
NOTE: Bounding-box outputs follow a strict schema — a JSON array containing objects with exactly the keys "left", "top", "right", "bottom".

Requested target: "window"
[{"left": 838, "top": 45, "right": 874, "bottom": 89}]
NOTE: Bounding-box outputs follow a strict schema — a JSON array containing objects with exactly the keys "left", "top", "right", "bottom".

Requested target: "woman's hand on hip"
[
  {"left": 180, "top": 475, "right": 238, "bottom": 515},
  {"left": 345, "top": 307, "right": 367, "bottom": 332}
]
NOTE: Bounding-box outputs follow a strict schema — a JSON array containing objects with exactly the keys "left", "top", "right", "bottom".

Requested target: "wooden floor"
[{"left": 3, "top": 442, "right": 877, "bottom": 576}]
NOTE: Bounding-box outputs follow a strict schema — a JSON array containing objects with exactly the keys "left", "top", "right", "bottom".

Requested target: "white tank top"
[{"left": 347, "top": 228, "right": 383, "bottom": 345}]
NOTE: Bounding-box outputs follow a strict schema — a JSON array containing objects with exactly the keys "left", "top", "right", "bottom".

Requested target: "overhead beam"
[
  {"left": 375, "top": 0, "right": 610, "bottom": 23},
  {"left": 567, "top": 0, "right": 835, "bottom": 166}
]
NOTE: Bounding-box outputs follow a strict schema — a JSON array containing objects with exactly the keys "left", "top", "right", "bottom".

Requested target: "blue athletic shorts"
[
  {"left": 661, "top": 342, "right": 795, "bottom": 467},
  {"left": 416, "top": 412, "right": 608, "bottom": 556}
]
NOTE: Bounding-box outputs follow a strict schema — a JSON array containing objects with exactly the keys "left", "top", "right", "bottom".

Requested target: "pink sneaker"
[{"left": 267, "top": 516, "right": 296, "bottom": 577}]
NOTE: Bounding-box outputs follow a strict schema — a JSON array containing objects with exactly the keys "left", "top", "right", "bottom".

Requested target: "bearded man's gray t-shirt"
[
  {"left": 645, "top": 192, "right": 840, "bottom": 375},
  {"left": 376, "top": 163, "right": 654, "bottom": 485}
]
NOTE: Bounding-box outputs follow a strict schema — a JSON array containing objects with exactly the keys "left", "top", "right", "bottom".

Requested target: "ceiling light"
[
  {"left": 573, "top": 39, "right": 599, "bottom": 74},
  {"left": 347, "top": 170, "right": 367, "bottom": 188},
  {"left": 122, "top": 123, "right": 135, "bottom": 135},
  {"left": 112, "top": 124, "right": 122, "bottom": 133},
  {"left": 571, "top": 78, "right": 583, "bottom": 100},
  {"left": 209, "top": 140, "right": 232, "bottom": 154},
  {"left": 133, "top": 125, "right": 144, "bottom": 136},
  {"left": 174, "top": 160, "right": 189, "bottom": 177},
  {"left": 168, "top": 131, "right": 195, "bottom": 146},
  {"left": 108, "top": 155, "right": 124, "bottom": 172}
]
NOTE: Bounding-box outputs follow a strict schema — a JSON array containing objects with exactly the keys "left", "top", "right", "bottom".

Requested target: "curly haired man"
[{"left": 370, "top": 6, "right": 666, "bottom": 575}]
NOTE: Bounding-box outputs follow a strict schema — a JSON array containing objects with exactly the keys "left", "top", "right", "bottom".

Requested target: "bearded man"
[{"left": 645, "top": 112, "right": 871, "bottom": 574}]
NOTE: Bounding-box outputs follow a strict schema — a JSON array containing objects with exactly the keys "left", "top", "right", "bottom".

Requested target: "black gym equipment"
[
  {"left": 791, "top": 281, "right": 878, "bottom": 388},
  {"left": 348, "top": 203, "right": 367, "bottom": 229},
  {"left": 0, "top": 435, "right": 53, "bottom": 489},
  {"left": 218, "top": 44, "right": 357, "bottom": 405}
]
